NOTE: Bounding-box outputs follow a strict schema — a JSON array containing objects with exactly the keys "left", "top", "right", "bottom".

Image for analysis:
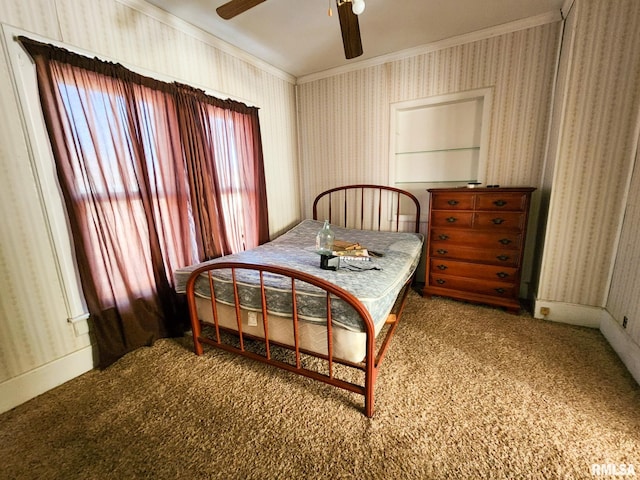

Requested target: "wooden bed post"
[
  {"left": 186, "top": 273, "right": 204, "bottom": 356},
  {"left": 364, "top": 334, "right": 377, "bottom": 418}
]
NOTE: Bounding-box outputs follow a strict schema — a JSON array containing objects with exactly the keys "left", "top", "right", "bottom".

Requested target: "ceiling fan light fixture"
[{"left": 352, "top": 0, "right": 365, "bottom": 15}]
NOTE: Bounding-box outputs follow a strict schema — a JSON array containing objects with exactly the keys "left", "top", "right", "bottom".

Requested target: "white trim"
[
  {"left": 535, "top": 1, "right": 579, "bottom": 301},
  {"left": 68, "top": 313, "right": 91, "bottom": 323},
  {"left": 533, "top": 298, "right": 604, "bottom": 328},
  {"left": 298, "top": 11, "right": 562, "bottom": 84},
  {"left": 2, "top": 24, "right": 89, "bottom": 322},
  {"left": 0, "top": 346, "right": 96, "bottom": 415},
  {"left": 537, "top": 1, "right": 567, "bottom": 191},
  {"left": 68, "top": 313, "right": 91, "bottom": 337},
  {"left": 600, "top": 311, "right": 640, "bottom": 386}
]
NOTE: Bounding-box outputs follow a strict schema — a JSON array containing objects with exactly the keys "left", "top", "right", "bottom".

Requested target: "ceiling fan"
[{"left": 216, "top": 0, "right": 365, "bottom": 59}]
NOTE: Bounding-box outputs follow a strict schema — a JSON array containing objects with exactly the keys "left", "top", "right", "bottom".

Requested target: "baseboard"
[
  {"left": 600, "top": 312, "right": 640, "bottom": 386},
  {"left": 532, "top": 298, "right": 640, "bottom": 385},
  {"left": 0, "top": 345, "right": 95, "bottom": 415},
  {"left": 533, "top": 298, "right": 604, "bottom": 328}
]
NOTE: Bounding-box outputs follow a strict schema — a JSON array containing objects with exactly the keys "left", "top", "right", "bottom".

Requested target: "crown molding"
[
  {"left": 297, "top": 11, "right": 563, "bottom": 84},
  {"left": 116, "top": 0, "right": 296, "bottom": 85}
]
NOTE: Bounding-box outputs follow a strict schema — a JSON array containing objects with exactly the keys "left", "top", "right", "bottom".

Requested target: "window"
[
  {"left": 54, "top": 78, "right": 196, "bottom": 303},
  {"left": 20, "top": 34, "right": 269, "bottom": 366}
]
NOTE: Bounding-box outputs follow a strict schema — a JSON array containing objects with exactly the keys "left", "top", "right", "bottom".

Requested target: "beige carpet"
[{"left": 1, "top": 291, "right": 639, "bottom": 479}]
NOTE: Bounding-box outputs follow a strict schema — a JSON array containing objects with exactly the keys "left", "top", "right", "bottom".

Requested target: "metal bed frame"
[{"left": 185, "top": 185, "right": 421, "bottom": 417}]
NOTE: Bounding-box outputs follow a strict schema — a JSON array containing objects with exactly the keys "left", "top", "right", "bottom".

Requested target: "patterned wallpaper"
[
  {"left": 0, "top": 0, "right": 299, "bottom": 382},
  {"left": 297, "top": 20, "right": 561, "bottom": 291},
  {"left": 297, "top": 22, "right": 560, "bottom": 219},
  {"left": 537, "top": 0, "right": 640, "bottom": 313}
]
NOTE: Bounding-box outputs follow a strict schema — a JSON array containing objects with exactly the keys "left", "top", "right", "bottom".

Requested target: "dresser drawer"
[
  {"left": 473, "top": 212, "right": 526, "bottom": 231},
  {"left": 430, "top": 211, "right": 474, "bottom": 228},
  {"left": 431, "top": 193, "right": 474, "bottom": 210},
  {"left": 430, "top": 229, "right": 522, "bottom": 249},
  {"left": 475, "top": 193, "right": 528, "bottom": 211},
  {"left": 430, "top": 259, "right": 518, "bottom": 282},
  {"left": 429, "top": 274, "right": 517, "bottom": 298},
  {"left": 430, "top": 243, "right": 520, "bottom": 266}
]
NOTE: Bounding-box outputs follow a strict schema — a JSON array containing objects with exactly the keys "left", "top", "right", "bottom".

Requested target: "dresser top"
[{"left": 427, "top": 186, "right": 536, "bottom": 193}]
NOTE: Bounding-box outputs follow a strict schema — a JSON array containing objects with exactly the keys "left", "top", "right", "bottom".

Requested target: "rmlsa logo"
[{"left": 591, "top": 463, "right": 636, "bottom": 476}]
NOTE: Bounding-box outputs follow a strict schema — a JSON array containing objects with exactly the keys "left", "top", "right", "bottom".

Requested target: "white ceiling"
[{"left": 144, "top": 0, "right": 565, "bottom": 78}]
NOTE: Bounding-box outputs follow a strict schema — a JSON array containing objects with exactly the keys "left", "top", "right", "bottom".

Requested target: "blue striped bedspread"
[{"left": 174, "top": 219, "right": 424, "bottom": 332}]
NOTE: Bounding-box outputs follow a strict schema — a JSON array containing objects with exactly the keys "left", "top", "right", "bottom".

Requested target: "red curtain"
[
  {"left": 21, "top": 38, "right": 269, "bottom": 367},
  {"left": 177, "top": 85, "right": 270, "bottom": 259}
]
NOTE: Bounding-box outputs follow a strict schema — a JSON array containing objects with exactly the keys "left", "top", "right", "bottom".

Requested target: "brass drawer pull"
[
  {"left": 436, "top": 249, "right": 448, "bottom": 255},
  {"left": 436, "top": 279, "right": 446, "bottom": 285},
  {"left": 496, "top": 272, "right": 509, "bottom": 279},
  {"left": 493, "top": 200, "right": 507, "bottom": 207},
  {"left": 446, "top": 217, "right": 457, "bottom": 223},
  {"left": 437, "top": 264, "right": 448, "bottom": 270},
  {"left": 499, "top": 238, "right": 512, "bottom": 245},
  {"left": 495, "top": 288, "right": 506, "bottom": 294},
  {"left": 492, "top": 218, "right": 505, "bottom": 225},
  {"left": 447, "top": 199, "right": 459, "bottom": 206},
  {"left": 496, "top": 255, "right": 510, "bottom": 261},
  {"left": 438, "top": 234, "right": 449, "bottom": 240}
]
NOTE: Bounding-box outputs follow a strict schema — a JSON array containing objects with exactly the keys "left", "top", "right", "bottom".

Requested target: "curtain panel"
[
  {"left": 176, "top": 85, "right": 269, "bottom": 258},
  {"left": 19, "top": 37, "right": 269, "bottom": 367}
]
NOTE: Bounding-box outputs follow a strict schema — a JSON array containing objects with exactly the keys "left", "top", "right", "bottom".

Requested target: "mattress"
[
  {"left": 174, "top": 219, "right": 424, "bottom": 334},
  {"left": 195, "top": 299, "right": 372, "bottom": 363}
]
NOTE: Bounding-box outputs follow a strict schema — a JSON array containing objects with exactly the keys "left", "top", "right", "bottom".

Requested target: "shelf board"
[{"left": 395, "top": 147, "right": 480, "bottom": 155}]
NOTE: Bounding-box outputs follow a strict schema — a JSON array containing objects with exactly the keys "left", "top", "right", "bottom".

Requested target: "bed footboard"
[{"left": 185, "top": 261, "right": 414, "bottom": 417}]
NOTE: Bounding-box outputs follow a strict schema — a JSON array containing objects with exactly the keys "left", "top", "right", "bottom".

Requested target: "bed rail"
[
  {"left": 313, "top": 184, "right": 421, "bottom": 233},
  {"left": 185, "top": 261, "right": 414, "bottom": 417}
]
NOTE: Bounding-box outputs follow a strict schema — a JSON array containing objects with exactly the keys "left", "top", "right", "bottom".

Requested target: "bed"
[{"left": 174, "top": 184, "right": 423, "bottom": 417}]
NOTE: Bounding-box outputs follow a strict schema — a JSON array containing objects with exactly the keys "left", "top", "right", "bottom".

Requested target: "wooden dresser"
[{"left": 422, "top": 187, "right": 535, "bottom": 313}]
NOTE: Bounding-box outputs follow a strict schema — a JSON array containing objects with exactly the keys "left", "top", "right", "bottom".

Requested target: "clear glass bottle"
[{"left": 315, "top": 220, "right": 335, "bottom": 254}]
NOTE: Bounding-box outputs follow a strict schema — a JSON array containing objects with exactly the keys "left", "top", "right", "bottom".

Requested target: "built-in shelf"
[{"left": 390, "top": 89, "right": 492, "bottom": 190}]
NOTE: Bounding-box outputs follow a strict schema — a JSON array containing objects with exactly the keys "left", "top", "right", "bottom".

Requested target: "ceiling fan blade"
[
  {"left": 336, "top": 1, "right": 363, "bottom": 59},
  {"left": 217, "top": 0, "right": 267, "bottom": 20}
]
